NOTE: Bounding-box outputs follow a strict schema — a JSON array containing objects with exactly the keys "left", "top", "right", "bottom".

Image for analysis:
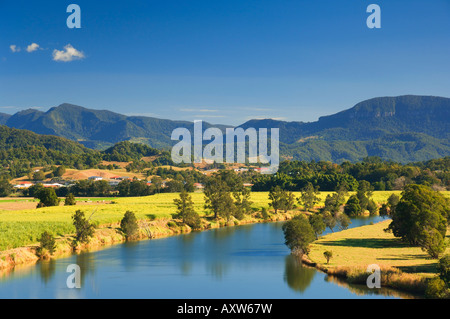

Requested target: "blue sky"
[{"left": 1, "top": 0, "right": 450, "bottom": 125}]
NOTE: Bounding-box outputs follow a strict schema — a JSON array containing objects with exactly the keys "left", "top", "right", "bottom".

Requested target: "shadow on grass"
[
  {"left": 146, "top": 214, "right": 156, "bottom": 221},
  {"left": 397, "top": 263, "right": 438, "bottom": 274},
  {"left": 317, "top": 238, "right": 408, "bottom": 249}
]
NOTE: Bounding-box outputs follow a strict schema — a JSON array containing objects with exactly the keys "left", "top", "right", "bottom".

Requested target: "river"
[{"left": 0, "top": 215, "right": 413, "bottom": 299}]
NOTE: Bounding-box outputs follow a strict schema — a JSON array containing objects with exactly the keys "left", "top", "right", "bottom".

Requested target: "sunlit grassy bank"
[
  {"left": 306, "top": 219, "right": 450, "bottom": 295},
  {"left": 0, "top": 191, "right": 448, "bottom": 251}
]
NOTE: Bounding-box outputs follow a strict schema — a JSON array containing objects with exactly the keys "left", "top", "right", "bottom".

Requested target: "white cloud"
[
  {"left": 52, "top": 44, "right": 85, "bottom": 62},
  {"left": 26, "top": 43, "right": 40, "bottom": 52},
  {"left": 9, "top": 45, "right": 20, "bottom": 53}
]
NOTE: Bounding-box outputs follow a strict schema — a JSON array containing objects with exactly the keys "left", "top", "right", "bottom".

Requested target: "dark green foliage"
[
  {"left": 174, "top": 190, "right": 201, "bottom": 229},
  {"left": 438, "top": 255, "right": 450, "bottom": 286},
  {"left": 367, "top": 199, "right": 378, "bottom": 216},
  {"left": 299, "top": 182, "right": 320, "bottom": 211},
  {"left": 120, "top": 211, "right": 139, "bottom": 240},
  {"left": 425, "top": 277, "right": 449, "bottom": 299},
  {"left": 268, "top": 186, "right": 284, "bottom": 214},
  {"left": 309, "top": 213, "right": 326, "bottom": 239},
  {"left": 260, "top": 207, "right": 269, "bottom": 220},
  {"left": 322, "top": 191, "right": 346, "bottom": 216},
  {"left": 53, "top": 165, "right": 66, "bottom": 177},
  {"left": 356, "top": 180, "right": 374, "bottom": 213},
  {"left": 323, "top": 211, "right": 336, "bottom": 232},
  {"left": 72, "top": 210, "right": 95, "bottom": 245},
  {"left": 33, "top": 170, "right": 46, "bottom": 181},
  {"left": 37, "top": 231, "right": 56, "bottom": 256},
  {"left": 116, "top": 179, "right": 153, "bottom": 197},
  {"left": 0, "top": 176, "right": 13, "bottom": 197},
  {"left": 379, "top": 203, "right": 390, "bottom": 218},
  {"left": 233, "top": 188, "right": 253, "bottom": 220},
  {"left": 203, "top": 174, "right": 235, "bottom": 220},
  {"left": 35, "top": 187, "right": 60, "bottom": 207},
  {"left": 336, "top": 213, "right": 351, "bottom": 230},
  {"left": 344, "top": 195, "right": 362, "bottom": 217},
  {"left": 282, "top": 214, "right": 315, "bottom": 256},
  {"left": 388, "top": 184, "right": 449, "bottom": 258},
  {"left": 103, "top": 141, "right": 160, "bottom": 162},
  {"left": 64, "top": 193, "right": 76, "bottom": 206},
  {"left": 323, "top": 251, "right": 333, "bottom": 264}
]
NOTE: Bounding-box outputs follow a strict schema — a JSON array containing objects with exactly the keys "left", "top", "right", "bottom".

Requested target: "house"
[
  {"left": 193, "top": 183, "right": 204, "bottom": 189},
  {"left": 13, "top": 182, "right": 33, "bottom": 189},
  {"left": 42, "top": 183, "right": 64, "bottom": 188},
  {"left": 88, "top": 176, "right": 103, "bottom": 181}
]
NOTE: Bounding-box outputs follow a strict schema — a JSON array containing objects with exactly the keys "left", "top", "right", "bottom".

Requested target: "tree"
[
  {"left": 204, "top": 176, "right": 235, "bottom": 220},
  {"left": 299, "top": 182, "right": 320, "bottom": 211},
  {"left": 37, "top": 231, "right": 56, "bottom": 257},
  {"left": 0, "top": 176, "right": 13, "bottom": 197},
  {"left": 174, "top": 190, "right": 201, "bottom": 229},
  {"left": 281, "top": 190, "right": 296, "bottom": 213},
  {"left": 72, "top": 210, "right": 95, "bottom": 245},
  {"left": 233, "top": 187, "right": 253, "bottom": 220},
  {"left": 336, "top": 213, "right": 351, "bottom": 230},
  {"left": 387, "top": 193, "right": 400, "bottom": 215},
  {"left": 35, "top": 187, "right": 60, "bottom": 207},
  {"left": 344, "top": 195, "right": 361, "bottom": 217},
  {"left": 379, "top": 203, "right": 389, "bottom": 218},
  {"left": 356, "top": 180, "right": 374, "bottom": 213},
  {"left": 64, "top": 193, "right": 76, "bottom": 206},
  {"left": 323, "top": 211, "right": 336, "bottom": 233},
  {"left": 120, "top": 211, "right": 139, "bottom": 240},
  {"left": 367, "top": 199, "right": 378, "bottom": 216},
  {"left": 322, "top": 192, "right": 345, "bottom": 216},
  {"left": 282, "top": 214, "right": 315, "bottom": 256},
  {"left": 420, "top": 227, "right": 446, "bottom": 259},
  {"left": 438, "top": 255, "right": 450, "bottom": 286},
  {"left": 309, "top": 213, "right": 326, "bottom": 240},
  {"left": 388, "top": 184, "right": 449, "bottom": 258},
  {"left": 268, "top": 186, "right": 284, "bottom": 214},
  {"left": 33, "top": 170, "right": 46, "bottom": 181},
  {"left": 54, "top": 165, "right": 66, "bottom": 177},
  {"left": 323, "top": 250, "right": 333, "bottom": 264},
  {"left": 260, "top": 207, "right": 269, "bottom": 221}
]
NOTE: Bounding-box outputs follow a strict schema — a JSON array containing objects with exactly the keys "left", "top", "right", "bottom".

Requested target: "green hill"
[{"left": 3, "top": 95, "right": 450, "bottom": 163}]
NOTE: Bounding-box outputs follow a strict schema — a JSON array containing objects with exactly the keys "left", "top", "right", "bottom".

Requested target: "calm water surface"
[{"left": 0, "top": 216, "right": 410, "bottom": 299}]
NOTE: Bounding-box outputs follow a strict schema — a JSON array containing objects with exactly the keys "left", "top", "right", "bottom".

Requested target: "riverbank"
[
  {"left": 0, "top": 211, "right": 295, "bottom": 275},
  {"left": 302, "top": 219, "right": 450, "bottom": 296}
]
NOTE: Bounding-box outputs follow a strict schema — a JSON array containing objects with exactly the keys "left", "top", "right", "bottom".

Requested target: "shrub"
[
  {"left": 64, "top": 193, "right": 76, "bottom": 206},
  {"left": 438, "top": 255, "right": 450, "bottom": 286},
  {"left": 72, "top": 210, "right": 95, "bottom": 245},
  {"left": 37, "top": 231, "right": 56, "bottom": 257},
  {"left": 323, "top": 250, "right": 333, "bottom": 264},
  {"left": 261, "top": 207, "right": 269, "bottom": 220},
  {"left": 426, "top": 277, "right": 449, "bottom": 299},
  {"left": 35, "top": 188, "right": 60, "bottom": 207},
  {"left": 167, "top": 221, "right": 177, "bottom": 228},
  {"left": 120, "top": 211, "right": 139, "bottom": 240}
]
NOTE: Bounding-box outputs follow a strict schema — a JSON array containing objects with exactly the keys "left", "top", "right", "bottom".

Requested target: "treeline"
[{"left": 252, "top": 156, "right": 450, "bottom": 191}]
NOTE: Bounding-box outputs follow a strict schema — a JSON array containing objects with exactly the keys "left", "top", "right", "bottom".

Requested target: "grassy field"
[
  {"left": 0, "top": 191, "right": 448, "bottom": 252},
  {"left": 308, "top": 219, "right": 450, "bottom": 278}
]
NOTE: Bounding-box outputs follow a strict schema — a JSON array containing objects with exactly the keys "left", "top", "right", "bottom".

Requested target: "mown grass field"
[
  {"left": 0, "top": 191, "right": 448, "bottom": 252},
  {"left": 308, "top": 220, "right": 450, "bottom": 278}
]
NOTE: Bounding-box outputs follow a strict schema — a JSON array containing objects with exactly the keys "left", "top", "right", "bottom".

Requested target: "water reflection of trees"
[
  {"left": 39, "top": 259, "right": 56, "bottom": 284},
  {"left": 75, "top": 251, "right": 95, "bottom": 287},
  {"left": 283, "top": 255, "right": 316, "bottom": 293}
]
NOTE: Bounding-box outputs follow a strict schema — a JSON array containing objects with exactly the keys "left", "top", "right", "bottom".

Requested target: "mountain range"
[{"left": 2, "top": 95, "right": 449, "bottom": 163}]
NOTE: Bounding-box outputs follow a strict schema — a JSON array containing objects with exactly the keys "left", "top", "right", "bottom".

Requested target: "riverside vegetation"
[{"left": 1, "top": 167, "right": 449, "bottom": 298}]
